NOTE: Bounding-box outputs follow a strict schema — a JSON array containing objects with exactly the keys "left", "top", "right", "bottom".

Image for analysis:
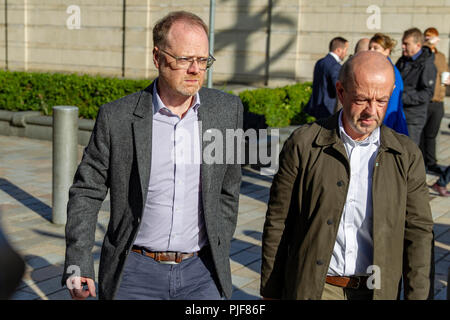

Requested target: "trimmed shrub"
[
  {"left": 0, "top": 70, "right": 150, "bottom": 119},
  {"left": 0, "top": 70, "right": 314, "bottom": 127},
  {"left": 238, "top": 82, "right": 314, "bottom": 127}
]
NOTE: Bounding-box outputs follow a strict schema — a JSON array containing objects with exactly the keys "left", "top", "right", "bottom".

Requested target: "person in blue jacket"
[{"left": 369, "top": 33, "right": 409, "bottom": 136}]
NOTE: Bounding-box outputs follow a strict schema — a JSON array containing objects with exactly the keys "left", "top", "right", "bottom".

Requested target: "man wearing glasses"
[{"left": 62, "top": 11, "right": 243, "bottom": 300}]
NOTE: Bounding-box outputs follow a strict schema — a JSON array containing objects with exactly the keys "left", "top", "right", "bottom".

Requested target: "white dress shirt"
[
  {"left": 133, "top": 79, "right": 207, "bottom": 253},
  {"left": 329, "top": 52, "right": 342, "bottom": 63},
  {"left": 327, "top": 111, "right": 380, "bottom": 276}
]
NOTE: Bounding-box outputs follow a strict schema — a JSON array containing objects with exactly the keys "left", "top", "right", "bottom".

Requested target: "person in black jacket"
[{"left": 396, "top": 28, "right": 437, "bottom": 146}]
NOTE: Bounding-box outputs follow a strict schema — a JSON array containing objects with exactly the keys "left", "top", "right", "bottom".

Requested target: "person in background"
[
  {"left": 354, "top": 38, "right": 370, "bottom": 54},
  {"left": 0, "top": 226, "right": 25, "bottom": 299},
  {"left": 396, "top": 28, "right": 437, "bottom": 146},
  {"left": 304, "top": 37, "right": 349, "bottom": 120},
  {"left": 431, "top": 166, "right": 449, "bottom": 197},
  {"left": 369, "top": 33, "right": 409, "bottom": 135},
  {"left": 420, "top": 27, "right": 450, "bottom": 175}
]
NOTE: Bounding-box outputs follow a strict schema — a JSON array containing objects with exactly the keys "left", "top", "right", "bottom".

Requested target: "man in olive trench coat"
[{"left": 260, "top": 51, "right": 433, "bottom": 300}]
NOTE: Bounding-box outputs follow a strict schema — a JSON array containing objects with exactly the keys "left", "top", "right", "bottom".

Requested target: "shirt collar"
[
  {"left": 411, "top": 49, "right": 422, "bottom": 61},
  {"left": 338, "top": 110, "right": 380, "bottom": 147},
  {"left": 152, "top": 78, "right": 201, "bottom": 115},
  {"left": 329, "top": 52, "right": 341, "bottom": 63}
]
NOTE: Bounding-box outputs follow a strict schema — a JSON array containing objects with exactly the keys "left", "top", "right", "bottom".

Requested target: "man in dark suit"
[
  {"left": 62, "top": 11, "right": 243, "bottom": 300},
  {"left": 304, "top": 37, "right": 349, "bottom": 120}
]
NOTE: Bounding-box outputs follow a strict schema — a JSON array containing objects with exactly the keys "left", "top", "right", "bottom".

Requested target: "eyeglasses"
[{"left": 158, "top": 48, "right": 216, "bottom": 71}]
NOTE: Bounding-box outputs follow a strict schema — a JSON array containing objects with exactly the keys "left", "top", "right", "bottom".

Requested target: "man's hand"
[{"left": 67, "top": 276, "right": 96, "bottom": 300}]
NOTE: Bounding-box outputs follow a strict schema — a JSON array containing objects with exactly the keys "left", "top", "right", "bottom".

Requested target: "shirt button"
[
  {"left": 327, "top": 219, "right": 333, "bottom": 225},
  {"left": 337, "top": 181, "right": 344, "bottom": 187},
  {"left": 316, "top": 260, "right": 324, "bottom": 266}
]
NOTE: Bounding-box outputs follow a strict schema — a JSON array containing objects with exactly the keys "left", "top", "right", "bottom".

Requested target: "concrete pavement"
[{"left": 0, "top": 102, "right": 449, "bottom": 300}]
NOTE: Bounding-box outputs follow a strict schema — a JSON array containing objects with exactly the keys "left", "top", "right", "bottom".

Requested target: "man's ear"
[
  {"left": 336, "top": 80, "right": 345, "bottom": 104},
  {"left": 153, "top": 47, "right": 160, "bottom": 68}
]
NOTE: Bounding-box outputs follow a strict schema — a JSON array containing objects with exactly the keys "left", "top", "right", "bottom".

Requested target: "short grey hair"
[{"left": 153, "top": 11, "right": 208, "bottom": 49}]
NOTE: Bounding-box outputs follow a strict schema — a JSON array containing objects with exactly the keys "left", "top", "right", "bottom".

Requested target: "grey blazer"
[{"left": 62, "top": 82, "right": 243, "bottom": 299}]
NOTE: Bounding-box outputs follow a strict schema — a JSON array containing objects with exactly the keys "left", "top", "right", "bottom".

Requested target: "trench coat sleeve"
[
  {"left": 219, "top": 97, "right": 243, "bottom": 242},
  {"left": 260, "top": 132, "right": 301, "bottom": 298},
  {"left": 403, "top": 146, "right": 434, "bottom": 300},
  {"left": 62, "top": 106, "right": 111, "bottom": 286}
]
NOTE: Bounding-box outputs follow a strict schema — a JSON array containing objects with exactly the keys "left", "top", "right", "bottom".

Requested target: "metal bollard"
[{"left": 52, "top": 106, "right": 78, "bottom": 225}]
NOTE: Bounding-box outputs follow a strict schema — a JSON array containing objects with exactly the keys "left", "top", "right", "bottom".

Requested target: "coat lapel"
[
  {"left": 314, "top": 112, "right": 350, "bottom": 173},
  {"left": 132, "top": 84, "right": 153, "bottom": 208}
]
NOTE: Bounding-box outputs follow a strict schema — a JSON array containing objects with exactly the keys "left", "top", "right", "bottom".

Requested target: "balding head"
[
  {"left": 336, "top": 51, "right": 395, "bottom": 141},
  {"left": 339, "top": 50, "right": 395, "bottom": 92},
  {"left": 354, "top": 38, "right": 370, "bottom": 54}
]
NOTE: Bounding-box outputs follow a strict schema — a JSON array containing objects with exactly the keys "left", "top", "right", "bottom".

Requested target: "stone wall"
[{"left": 0, "top": 0, "right": 449, "bottom": 87}]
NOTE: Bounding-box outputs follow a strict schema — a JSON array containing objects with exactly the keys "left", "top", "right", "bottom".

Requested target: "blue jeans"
[{"left": 114, "top": 248, "right": 222, "bottom": 300}]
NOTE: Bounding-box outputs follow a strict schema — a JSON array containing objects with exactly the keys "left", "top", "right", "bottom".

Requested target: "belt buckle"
[
  {"left": 155, "top": 252, "right": 181, "bottom": 265},
  {"left": 158, "top": 260, "right": 179, "bottom": 265}
]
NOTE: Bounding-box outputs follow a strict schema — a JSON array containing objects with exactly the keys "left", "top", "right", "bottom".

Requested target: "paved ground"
[{"left": 0, "top": 101, "right": 449, "bottom": 300}]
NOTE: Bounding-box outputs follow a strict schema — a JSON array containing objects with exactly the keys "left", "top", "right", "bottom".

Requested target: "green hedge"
[
  {"left": 0, "top": 70, "right": 314, "bottom": 127},
  {"left": 0, "top": 70, "right": 149, "bottom": 119},
  {"left": 238, "top": 82, "right": 314, "bottom": 127}
]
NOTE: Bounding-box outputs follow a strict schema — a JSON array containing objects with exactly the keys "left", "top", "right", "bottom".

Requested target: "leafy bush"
[
  {"left": 0, "top": 70, "right": 314, "bottom": 127},
  {"left": 0, "top": 70, "right": 150, "bottom": 119},
  {"left": 238, "top": 82, "right": 314, "bottom": 127}
]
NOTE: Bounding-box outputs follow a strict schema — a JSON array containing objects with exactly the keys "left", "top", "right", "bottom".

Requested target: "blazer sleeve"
[
  {"left": 219, "top": 96, "right": 244, "bottom": 243},
  {"left": 62, "top": 105, "right": 111, "bottom": 286},
  {"left": 329, "top": 62, "right": 341, "bottom": 92},
  {"left": 402, "top": 144, "right": 434, "bottom": 299}
]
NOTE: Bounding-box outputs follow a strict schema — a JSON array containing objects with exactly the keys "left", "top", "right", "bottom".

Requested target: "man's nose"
[
  {"left": 366, "top": 100, "right": 378, "bottom": 115},
  {"left": 187, "top": 60, "right": 200, "bottom": 74}
]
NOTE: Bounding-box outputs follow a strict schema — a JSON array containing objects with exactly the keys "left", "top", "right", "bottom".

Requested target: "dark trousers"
[
  {"left": 436, "top": 166, "right": 450, "bottom": 187},
  {"left": 404, "top": 105, "right": 427, "bottom": 146},
  {"left": 420, "top": 101, "right": 444, "bottom": 168},
  {"left": 114, "top": 248, "right": 222, "bottom": 300}
]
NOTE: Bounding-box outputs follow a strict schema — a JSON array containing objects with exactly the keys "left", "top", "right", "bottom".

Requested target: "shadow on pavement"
[
  {"left": 240, "top": 168, "right": 272, "bottom": 203},
  {"left": 0, "top": 178, "right": 52, "bottom": 222}
]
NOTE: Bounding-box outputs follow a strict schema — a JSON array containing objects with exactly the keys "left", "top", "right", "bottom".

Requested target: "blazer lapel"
[
  {"left": 197, "top": 91, "right": 217, "bottom": 232},
  {"left": 132, "top": 84, "right": 153, "bottom": 208}
]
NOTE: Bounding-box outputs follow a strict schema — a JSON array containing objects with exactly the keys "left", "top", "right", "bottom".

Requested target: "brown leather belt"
[
  {"left": 131, "top": 245, "right": 206, "bottom": 264},
  {"left": 326, "top": 275, "right": 370, "bottom": 289}
]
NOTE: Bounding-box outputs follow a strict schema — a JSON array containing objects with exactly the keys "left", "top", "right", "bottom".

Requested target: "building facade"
[{"left": 0, "top": 0, "right": 449, "bottom": 87}]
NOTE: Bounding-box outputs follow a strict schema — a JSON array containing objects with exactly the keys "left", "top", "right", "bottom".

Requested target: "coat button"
[
  {"left": 327, "top": 219, "right": 333, "bottom": 225},
  {"left": 337, "top": 180, "right": 344, "bottom": 187},
  {"left": 316, "top": 260, "right": 324, "bottom": 266}
]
